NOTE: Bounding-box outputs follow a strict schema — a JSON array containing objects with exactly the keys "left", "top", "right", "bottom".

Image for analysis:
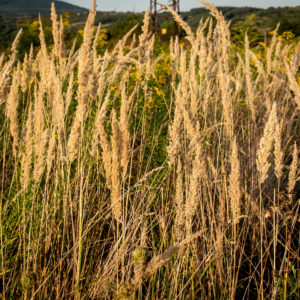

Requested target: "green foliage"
[
  {"left": 0, "top": 0, "right": 87, "bottom": 16},
  {"left": 17, "top": 18, "right": 52, "bottom": 55},
  {"left": 279, "top": 18, "right": 300, "bottom": 36},
  {"left": 108, "top": 15, "right": 142, "bottom": 42},
  {"left": 231, "top": 14, "right": 264, "bottom": 48}
]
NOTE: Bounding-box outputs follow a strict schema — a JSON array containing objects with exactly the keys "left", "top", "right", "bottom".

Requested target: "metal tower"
[{"left": 149, "top": 0, "right": 180, "bottom": 34}]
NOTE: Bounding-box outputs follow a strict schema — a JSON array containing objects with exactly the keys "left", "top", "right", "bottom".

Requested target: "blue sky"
[{"left": 65, "top": 0, "right": 300, "bottom": 11}]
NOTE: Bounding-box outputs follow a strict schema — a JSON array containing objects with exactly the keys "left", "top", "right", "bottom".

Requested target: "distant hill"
[
  {"left": 0, "top": 0, "right": 87, "bottom": 16},
  {"left": 180, "top": 6, "right": 300, "bottom": 31}
]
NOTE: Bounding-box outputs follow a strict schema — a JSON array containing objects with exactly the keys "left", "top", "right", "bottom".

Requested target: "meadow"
[{"left": 0, "top": 0, "right": 299, "bottom": 298}]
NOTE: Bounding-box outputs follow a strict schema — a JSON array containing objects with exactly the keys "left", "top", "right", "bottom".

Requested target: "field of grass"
[{"left": 0, "top": 0, "right": 299, "bottom": 299}]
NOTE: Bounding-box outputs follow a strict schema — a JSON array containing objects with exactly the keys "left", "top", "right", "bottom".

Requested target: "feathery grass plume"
[
  {"left": 130, "top": 33, "right": 136, "bottom": 50},
  {"left": 167, "top": 85, "right": 183, "bottom": 166},
  {"left": 144, "top": 245, "right": 179, "bottom": 278},
  {"left": 249, "top": 51, "right": 271, "bottom": 111},
  {"left": 288, "top": 143, "right": 298, "bottom": 195},
  {"left": 180, "top": 50, "right": 188, "bottom": 100},
  {"left": 95, "top": 51, "right": 110, "bottom": 100},
  {"left": 185, "top": 144, "right": 204, "bottom": 236},
  {"left": 200, "top": 0, "right": 225, "bottom": 26},
  {"left": 144, "top": 232, "right": 202, "bottom": 279},
  {"left": 21, "top": 106, "right": 33, "bottom": 189},
  {"left": 32, "top": 85, "right": 48, "bottom": 181},
  {"left": 218, "top": 60, "right": 233, "bottom": 139},
  {"left": 92, "top": 88, "right": 111, "bottom": 156},
  {"left": 165, "top": 5, "right": 194, "bottom": 45},
  {"left": 33, "top": 129, "right": 49, "bottom": 182},
  {"left": 273, "top": 38, "right": 282, "bottom": 72},
  {"left": 113, "top": 24, "right": 139, "bottom": 59},
  {"left": 51, "top": 66, "right": 65, "bottom": 134},
  {"left": 139, "top": 9, "right": 150, "bottom": 45},
  {"left": 58, "top": 15, "right": 66, "bottom": 62},
  {"left": 20, "top": 53, "right": 29, "bottom": 93},
  {"left": 6, "top": 68, "right": 20, "bottom": 156},
  {"left": 65, "top": 72, "right": 74, "bottom": 115},
  {"left": 174, "top": 159, "right": 185, "bottom": 242},
  {"left": 267, "top": 23, "right": 280, "bottom": 74},
  {"left": 0, "top": 29, "right": 22, "bottom": 99},
  {"left": 39, "top": 15, "right": 49, "bottom": 62},
  {"left": 200, "top": 0, "right": 230, "bottom": 72},
  {"left": 171, "top": 36, "right": 180, "bottom": 82},
  {"left": 145, "top": 35, "right": 155, "bottom": 80},
  {"left": 46, "top": 128, "right": 56, "bottom": 179},
  {"left": 51, "top": 2, "right": 59, "bottom": 58},
  {"left": 67, "top": 104, "right": 85, "bottom": 163},
  {"left": 184, "top": 109, "right": 199, "bottom": 154},
  {"left": 256, "top": 102, "right": 277, "bottom": 184},
  {"left": 188, "top": 58, "right": 198, "bottom": 119},
  {"left": 119, "top": 78, "right": 135, "bottom": 178},
  {"left": 11, "top": 28, "right": 23, "bottom": 54},
  {"left": 245, "top": 35, "right": 256, "bottom": 122},
  {"left": 274, "top": 118, "right": 283, "bottom": 181},
  {"left": 229, "top": 137, "right": 241, "bottom": 224},
  {"left": 33, "top": 85, "right": 45, "bottom": 142},
  {"left": 92, "top": 23, "right": 101, "bottom": 66},
  {"left": 285, "top": 61, "right": 300, "bottom": 110},
  {"left": 77, "top": 0, "right": 96, "bottom": 105},
  {"left": 93, "top": 106, "right": 112, "bottom": 187},
  {"left": 62, "top": 39, "right": 78, "bottom": 80},
  {"left": 111, "top": 110, "right": 122, "bottom": 221}
]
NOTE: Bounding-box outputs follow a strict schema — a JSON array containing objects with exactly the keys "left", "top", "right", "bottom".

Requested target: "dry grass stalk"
[
  {"left": 111, "top": 110, "right": 122, "bottom": 221},
  {"left": 165, "top": 5, "right": 194, "bottom": 44},
  {"left": 245, "top": 35, "right": 256, "bottom": 122},
  {"left": 33, "top": 129, "right": 49, "bottom": 182},
  {"left": 215, "top": 225, "right": 224, "bottom": 285},
  {"left": 65, "top": 72, "right": 74, "bottom": 115},
  {"left": 218, "top": 60, "right": 233, "bottom": 139},
  {"left": 267, "top": 24, "right": 280, "bottom": 74},
  {"left": 0, "top": 29, "right": 22, "bottom": 99},
  {"left": 174, "top": 160, "right": 185, "bottom": 242},
  {"left": 6, "top": 70, "right": 19, "bottom": 156},
  {"left": 51, "top": 2, "right": 59, "bottom": 58},
  {"left": 20, "top": 53, "right": 29, "bottom": 93},
  {"left": 39, "top": 16, "right": 49, "bottom": 62},
  {"left": 256, "top": 102, "right": 277, "bottom": 184},
  {"left": 288, "top": 142, "right": 298, "bottom": 195},
  {"left": 33, "top": 85, "right": 45, "bottom": 141},
  {"left": 185, "top": 144, "right": 204, "bottom": 236},
  {"left": 92, "top": 92, "right": 112, "bottom": 185},
  {"left": 67, "top": 104, "right": 85, "bottom": 163},
  {"left": 144, "top": 245, "right": 179, "bottom": 278},
  {"left": 229, "top": 138, "right": 241, "bottom": 224},
  {"left": 21, "top": 106, "right": 33, "bottom": 189},
  {"left": 119, "top": 78, "right": 134, "bottom": 178},
  {"left": 58, "top": 15, "right": 66, "bottom": 62},
  {"left": 167, "top": 86, "right": 183, "bottom": 166},
  {"left": 51, "top": 67, "right": 65, "bottom": 133},
  {"left": 46, "top": 129, "right": 56, "bottom": 178},
  {"left": 274, "top": 119, "right": 283, "bottom": 181},
  {"left": 144, "top": 232, "right": 203, "bottom": 279},
  {"left": 285, "top": 61, "right": 300, "bottom": 110},
  {"left": 139, "top": 9, "right": 150, "bottom": 45},
  {"left": 77, "top": 0, "right": 96, "bottom": 105}
]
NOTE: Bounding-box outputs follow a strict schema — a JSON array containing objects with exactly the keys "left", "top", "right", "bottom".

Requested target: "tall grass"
[{"left": 0, "top": 0, "right": 299, "bottom": 299}]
